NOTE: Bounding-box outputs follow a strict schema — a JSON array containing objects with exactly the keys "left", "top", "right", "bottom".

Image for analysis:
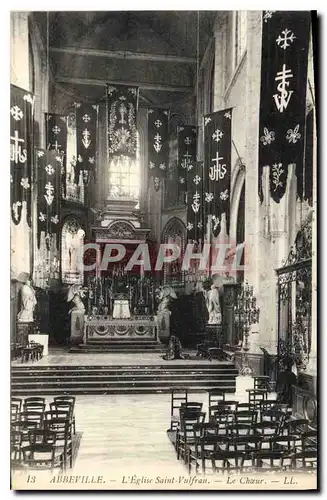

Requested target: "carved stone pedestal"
[
  {"left": 70, "top": 310, "right": 85, "bottom": 345},
  {"left": 16, "top": 322, "right": 34, "bottom": 346}
]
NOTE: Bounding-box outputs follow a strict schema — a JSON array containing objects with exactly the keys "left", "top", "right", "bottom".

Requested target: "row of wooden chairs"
[
  {"left": 11, "top": 396, "right": 76, "bottom": 435},
  {"left": 174, "top": 400, "right": 316, "bottom": 474}
]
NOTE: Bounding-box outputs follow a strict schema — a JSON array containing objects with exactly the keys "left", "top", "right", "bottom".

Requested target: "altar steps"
[
  {"left": 11, "top": 363, "right": 238, "bottom": 396},
  {"left": 69, "top": 339, "right": 165, "bottom": 353}
]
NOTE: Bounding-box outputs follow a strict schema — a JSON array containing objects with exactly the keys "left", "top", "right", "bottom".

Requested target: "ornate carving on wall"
[{"left": 108, "top": 221, "right": 135, "bottom": 238}]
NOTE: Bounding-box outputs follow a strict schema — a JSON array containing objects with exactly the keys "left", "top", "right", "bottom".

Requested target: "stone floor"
[
  {"left": 12, "top": 379, "right": 316, "bottom": 490},
  {"left": 11, "top": 348, "right": 232, "bottom": 366}
]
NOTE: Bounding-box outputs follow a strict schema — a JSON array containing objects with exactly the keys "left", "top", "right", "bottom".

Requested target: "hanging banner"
[
  {"left": 45, "top": 113, "right": 67, "bottom": 153},
  {"left": 258, "top": 11, "right": 311, "bottom": 203},
  {"left": 148, "top": 108, "right": 169, "bottom": 191},
  {"left": 203, "top": 108, "right": 232, "bottom": 237},
  {"left": 107, "top": 84, "right": 139, "bottom": 158},
  {"left": 36, "top": 149, "right": 63, "bottom": 249},
  {"left": 177, "top": 125, "right": 197, "bottom": 194},
  {"left": 45, "top": 113, "right": 67, "bottom": 196},
  {"left": 75, "top": 102, "right": 99, "bottom": 184},
  {"left": 10, "top": 84, "right": 34, "bottom": 226},
  {"left": 186, "top": 161, "right": 204, "bottom": 243}
]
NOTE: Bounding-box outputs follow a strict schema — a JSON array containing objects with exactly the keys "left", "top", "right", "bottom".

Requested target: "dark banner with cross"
[
  {"left": 10, "top": 84, "right": 34, "bottom": 226},
  {"left": 36, "top": 149, "right": 63, "bottom": 249},
  {"left": 75, "top": 102, "right": 99, "bottom": 184},
  {"left": 203, "top": 108, "right": 232, "bottom": 237},
  {"left": 177, "top": 125, "right": 197, "bottom": 194},
  {"left": 107, "top": 84, "right": 139, "bottom": 158},
  {"left": 45, "top": 113, "right": 67, "bottom": 197},
  {"left": 259, "top": 11, "right": 311, "bottom": 203},
  {"left": 148, "top": 109, "right": 169, "bottom": 191},
  {"left": 186, "top": 161, "right": 204, "bottom": 244}
]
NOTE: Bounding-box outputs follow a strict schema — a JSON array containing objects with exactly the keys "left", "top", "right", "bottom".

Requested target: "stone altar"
[{"left": 83, "top": 316, "right": 157, "bottom": 344}]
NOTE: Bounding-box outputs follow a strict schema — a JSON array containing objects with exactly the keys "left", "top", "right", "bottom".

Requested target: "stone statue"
[
  {"left": 67, "top": 284, "right": 86, "bottom": 313},
  {"left": 155, "top": 286, "right": 177, "bottom": 344},
  {"left": 207, "top": 284, "right": 222, "bottom": 325},
  {"left": 17, "top": 280, "right": 37, "bottom": 323},
  {"left": 156, "top": 285, "right": 177, "bottom": 314}
]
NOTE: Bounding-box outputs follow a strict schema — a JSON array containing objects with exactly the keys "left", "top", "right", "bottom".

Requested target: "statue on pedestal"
[
  {"left": 17, "top": 279, "right": 37, "bottom": 323},
  {"left": 67, "top": 284, "right": 86, "bottom": 314},
  {"left": 207, "top": 284, "right": 222, "bottom": 325}
]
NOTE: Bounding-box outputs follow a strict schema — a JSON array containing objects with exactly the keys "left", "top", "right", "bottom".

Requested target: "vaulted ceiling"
[{"left": 36, "top": 11, "right": 217, "bottom": 108}]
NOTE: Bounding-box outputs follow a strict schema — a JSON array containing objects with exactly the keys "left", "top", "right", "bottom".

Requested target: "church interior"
[{"left": 10, "top": 11, "right": 317, "bottom": 485}]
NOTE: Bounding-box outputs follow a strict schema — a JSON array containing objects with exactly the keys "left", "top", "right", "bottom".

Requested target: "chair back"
[
  {"left": 50, "top": 401, "right": 73, "bottom": 419},
  {"left": 208, "top": 390, "right": 225, "bottom": 409},
  {"left": 235, "top": 410, "right": 258, "bottom": 425},
  {"left": 253, "top": 421, "right": 280, "bottom": 436},
  {"left": 24, "top": 397, "right": 46, "bottom": 405},
  {"left": 230, "top": 435, "right": 262, "bottom": 452},
  {"left": 248, "top": 389, "right": 268, "bottom": 409},
  {"left": 285, "top": 418, "right": 309, "bottom": 435},
  {"left": 171, "top": 388, "right": 188, "bottom": 417},
  {"left": 53, "top": 395, "right": 76, "bottom": 409},
  {"left": 193, "top": 422, "right": 220, "bottom": 439},
  {"left": 228, "top": 423, "right": 252, "bottom": 437},
  {"left": 180, "top": 402, "right": 203, "bottom": 411},
  {"left": 19, "top": 411, "right": 43, "bottom": 427},
  {"left": 44, "top": 417, "right": 71, "bottom": 441},
  {"left": 23, "top": 401, "right": 46, "bottom": 414}
]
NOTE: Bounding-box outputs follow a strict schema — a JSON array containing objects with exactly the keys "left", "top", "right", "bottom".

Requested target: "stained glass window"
[{"left": 108, "top": 131, "right": 140, "bottom": 200}]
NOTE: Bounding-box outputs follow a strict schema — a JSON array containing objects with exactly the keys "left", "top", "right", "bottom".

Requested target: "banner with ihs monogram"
[
  {"left": 203, "top": 108, "right": 232, "bottom": 237},
  {"left": 259, "top": 11, "right": 311, "bottom": 203},
  {"left": 186, "top": 161, "right": 204, "bottom": 244},
  {"left": 36, "top": 150, "right": 63, "bottom": 249},
  {"left": 177, "top": 125, "right": 197, "bottom": 194},
  {"left": 75, "top": 102, "right": 99, "bottom": 184},
  {"left": 10, "top": 84, "right": 34, "bottom": 226},
  {"left": 148, "top": 109, "right": 169, "bottom": 191}
]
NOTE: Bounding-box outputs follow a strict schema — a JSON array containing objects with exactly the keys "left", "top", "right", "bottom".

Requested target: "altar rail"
[{"left": 84, "top": 316, "right": 157, "bottom": 344}]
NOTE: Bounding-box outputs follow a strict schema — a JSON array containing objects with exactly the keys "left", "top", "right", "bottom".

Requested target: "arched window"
[
  {"left": 61, "top": 217, "right": 85, "bottom": 284},
  {"left": 108, "top": 131, "right": 140, "bottom": 200}
]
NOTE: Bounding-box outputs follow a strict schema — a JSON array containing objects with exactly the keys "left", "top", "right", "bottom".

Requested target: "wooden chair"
[
  {"left": 301, "top": 430, "right": 317, "bottom": 452},
  {"left": 208, "top": 389, "right": 225, "bottom": 409},
  {"left": 254, "top": 450, "right": 286, "bottom": 471},
  {"left": 234, "top": 410, "right": 258, "bottom": 425},
  {"left": 21, "top": 443, "right": 63, "bottom": 472},
  {"left": 44, "top": 417, "right": 73, "bottom": 470},
  {"left": 292, "top": 449, "right": 317, "bottom": 470},
  {"left": 237, "top": 403, "right": 252, "bottom": 411},
  {"left": 11, "top": 397, "right": 23, "bottom": 412},
  {"left": 248, "top": 389, "right": 268, "bottom": 410},
  {"left": 11, "top": 430, "right": 23, "bottom": 466},
  {"left": 170, "top": 388, "right": 188, "bottom": 431},
  {"left": 285, "top": 418, "right": 309, "bottom": 435},
  {"left": 223, "top": 450, "right": 254, "bottom": 473},
  {"left": 176, "top": 411, "right": 205, "bottom": 461},
  {"left": 254, "top": 376, "right": 271, "bottom": 391},
  {"left": 187, "top": 434, "right": 222, "bottom": 474},
  {"left": 23, "top": 401, "right": 46, "bottom": 416},
  {"left": 50, "top": 401, "right": 74, "bottom": 434},
  {"left": 54, "top": 396, "right": 76, "bottom": 434},
  {"left": 228, "top": 423, "right": 252, "bottom": 437},
  {"left": 253, "top": 421, "right": 280, "bottom": 445}
]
